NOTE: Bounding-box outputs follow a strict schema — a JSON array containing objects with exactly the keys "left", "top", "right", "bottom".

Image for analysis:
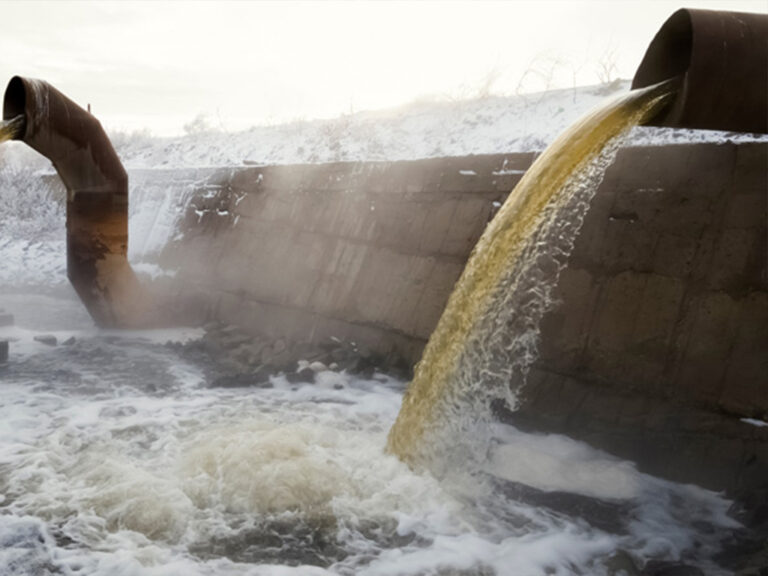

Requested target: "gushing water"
[
  {"left": 387, "top": 82, "right": 675, "bottom": 470},
  {"left": 0, "top": 115, "right": 24, "bottom": 143}
]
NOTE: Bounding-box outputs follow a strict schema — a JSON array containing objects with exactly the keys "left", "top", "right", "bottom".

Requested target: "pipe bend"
[
  {"left": 3, "top": 76, "right": 144, "bottom": 328},
  {"left": 632, "top": 8, "right": 768, "bottom": 134},
  {"left": 3, "top": 75, "right": 127, "bottom": 196}
]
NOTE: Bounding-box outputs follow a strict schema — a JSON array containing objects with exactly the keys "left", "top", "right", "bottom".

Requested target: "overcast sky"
[{"left": 1, "top": 0, "right": 765, "bottom": 136}]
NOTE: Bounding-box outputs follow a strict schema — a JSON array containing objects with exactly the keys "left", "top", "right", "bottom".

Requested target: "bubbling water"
[
  {"left": 387, "top": 82, "right": 676, "bottom": 471},
  {"left": 0, "top": 295, "right": 741, "bottom": 576}
]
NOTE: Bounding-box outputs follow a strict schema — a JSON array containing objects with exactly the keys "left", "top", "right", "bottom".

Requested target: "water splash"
[{"left": 387, "top": 82, "right": 675, "bottom": 470}]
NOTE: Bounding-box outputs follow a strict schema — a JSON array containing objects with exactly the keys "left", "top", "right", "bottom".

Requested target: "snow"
[
  {"left": 107, "top": 80, "right": 768, "bottom": 170},
  {"left": 741, "top": 418, "right": 768, "bottom": 428}
]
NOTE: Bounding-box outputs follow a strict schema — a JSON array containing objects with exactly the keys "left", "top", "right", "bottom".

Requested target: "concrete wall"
[
  {"left": 515, "top": 142, "right": 768, "bottom": 493},
  {"left": 135, "top": 142, "right": 767, "bottom": 493},
  {"left": 134, "top": 154, "right": 534, "bottom": 363},
  {"left": 534, "top": 143, "right": 767, "bottom": 419}
]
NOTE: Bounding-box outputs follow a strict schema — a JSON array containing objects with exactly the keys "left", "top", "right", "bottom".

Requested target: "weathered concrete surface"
[
  {"left": 136, "top": 142, "right": 767, "bottom": 494},
  {"left": 136, "top": 154, "right": 534, "bottom": 364},
  {"left": 513, "top": 142, "right": 768, "bottom": 494}
]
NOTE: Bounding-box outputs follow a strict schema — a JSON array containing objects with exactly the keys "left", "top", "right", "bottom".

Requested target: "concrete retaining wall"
[
  {"left": 132, "top": 154, "right": 534, "bottom": 363},
  {"left": 517, "top": 142, "right": 768, "bottom": 492},
  {"left": 134, "top": 142, "right": 768, "bottom": 493}
]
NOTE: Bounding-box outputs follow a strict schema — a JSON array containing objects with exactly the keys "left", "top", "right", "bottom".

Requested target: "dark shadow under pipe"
[
  {"left": 632, "top": 8, "right": 768, "bottom": 134},
  {"left": 3, "top": 76, "right": 147, "bottom": 327}
]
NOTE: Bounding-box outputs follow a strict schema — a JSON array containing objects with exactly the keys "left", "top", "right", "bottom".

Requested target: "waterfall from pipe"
[
  {"left": 387, "top": 82, "right": 675, "bottom": 470},
  {"left": 0, "top": 115, "right": 24, "bottom": 143}
]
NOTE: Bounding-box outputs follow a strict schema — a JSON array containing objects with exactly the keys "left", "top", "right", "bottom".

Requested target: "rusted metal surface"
[
  {"left": 632, "top": 9, "right": 768, "bottom": 134},
  {"left": 3, "top": 76, "right": 146, "bottom": 326}
]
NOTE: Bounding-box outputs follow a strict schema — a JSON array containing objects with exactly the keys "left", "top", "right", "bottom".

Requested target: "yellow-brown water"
[
  {"left": 387, "top": 82, "right": 675, "bottom": 467},
  {"left": 0, "top": 115, "right": 24, "bottom": 143}
]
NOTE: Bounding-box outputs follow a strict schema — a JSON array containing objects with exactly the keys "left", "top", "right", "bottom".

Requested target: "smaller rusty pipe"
[
  {"left": 3, "top": 76, "right": 147, "bottom": 327},
  {"left": 632, "top": 8, "right": 768, "bottom": 134}
]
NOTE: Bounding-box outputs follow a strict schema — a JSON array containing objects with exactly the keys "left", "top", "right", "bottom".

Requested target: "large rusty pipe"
[
  {"left": 3, "top": 76, "right": 146, "bottom": 327},
  {"left": 632, "top": 8, "right": 768, "bottom": 134}
]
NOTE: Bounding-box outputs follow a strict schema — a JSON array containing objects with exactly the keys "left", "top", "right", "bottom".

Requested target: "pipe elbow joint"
[{"left": 632, "top": 9, "right": 768, "bottom": 134}]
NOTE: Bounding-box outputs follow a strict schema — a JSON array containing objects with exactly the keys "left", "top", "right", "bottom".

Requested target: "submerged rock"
[
  {"left": 286, "top": 367, "right": 315, "bottom": 384},
  {"left": 495, "top": 478, "right": 631, "bottom": 535},
  {"left": 641, "top": 561, "right": 704, "bottom": 576},
  {"left": 33, "top": 335, "right": 57, "bottom": 346},
  {"left": 209, "top": 370, "right": 274, "bottom": 389},
  {"left": 604, "top": 550, "right": 641, "bottom": 576},
  {"left": 179, "top": 319, "right": 409, "bottom": 391}
]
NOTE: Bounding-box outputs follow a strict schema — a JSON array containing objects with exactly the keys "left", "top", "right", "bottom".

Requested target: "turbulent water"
[
  {"left": 387, "top": 82, "right": 675, "bottom": 470},
  {"left": 0, "top": 293, "right": 743, "bottom": 576}
]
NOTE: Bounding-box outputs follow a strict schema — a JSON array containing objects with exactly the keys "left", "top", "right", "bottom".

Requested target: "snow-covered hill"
[
  {"left": 3, "top": 80, "right": 766, "bottom": 174},
  {"left": 110, "top": 80, "right": 766, "bottom": 169}
]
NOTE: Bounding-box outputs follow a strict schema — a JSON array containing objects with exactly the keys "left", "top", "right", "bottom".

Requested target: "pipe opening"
[
  {"left": 3, "top": 76, "right": 26, "bottom": 121},
  {"left": 632, "top": 10, "right": 693, "bottom": 90},
  {"left": 631, "top": 8, "right": 768, "bottom": 133}
]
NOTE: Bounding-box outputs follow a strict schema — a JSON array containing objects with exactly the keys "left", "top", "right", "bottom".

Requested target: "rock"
[
  {"left": 0, "top": 313, "right": 14, "bottom": 327},
  {"left": 353, "top": 356, "right": 378, "bottom": 378},
  {"left": 220, "top": 332, "right": 251, "bottom": 350},
  {"left": 329, "top": 362, "right": 339, "bottom": 371},
  {"left": 308, "top": 361, "right": 327, "bottom": 373},
  {"left": 246, "top": 340, "right": 266, "bottom": 357},
  {"left": 219, "top": 324, "right": 240, "bottom": 336},
  {"left": 219, "top": 358, "right": 245, "bottom": 374},
  {"left": 0, "top": 340, "right": 7, "bottom": 363},
  {"left": 271, "top": 351, "right": 293, "bottom": 371},
  {"left": 260, "top": 342, "right": 292, "bottom": 371},
  {"left": 641, "top": 561, "right": 704, "bottom": 576},
  {"left": 286, "top": 367, "right": 315, "bottom": 384},
  {"left": 357, "top": 345, "right": 372, "bottom": 359},
  {"left": 713, "top": 523, "right": 768, "bottom": 576},
  {"left": 260, "top": 346, "right": 275, "bottom": 365},
  {"left": 729, "top": 489, "right": 768, "bottom": 531},
  {"left": 202, "top": 338, "right": 224, "bottom": 355},
  {"left": 604, "top": 550, "right": 640, "bottom": 576},
  {"left": 496, "top": 480, "right": 629, "bottom": 535},
  {"left": 209, "top": 370, "right": 274, "bottom": 388},
  {"left": 33, "top": 335, "right": 57, "bottom": 346},
  {"left": 233, "top": 341, "right": 266, "bottom": 366},
  {"left": 232, "top": 344, "right": 255, "bottom": 364},
  {"left": 62, "top": 336, "right": 76, "bottom": 346},
  {"left": 273, "top": 339, "right": 287, "bottom": 354}
]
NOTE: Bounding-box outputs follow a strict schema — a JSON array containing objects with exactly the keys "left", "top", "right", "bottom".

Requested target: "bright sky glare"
[{"left": 1, "top": 0, "right": 765, "bottom": 136}]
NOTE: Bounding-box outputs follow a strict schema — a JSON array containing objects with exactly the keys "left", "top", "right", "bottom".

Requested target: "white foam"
[
  {"left": 486, "top": 426, "right": 642, "bottom": 500},
  {"left": 0, "top": 307, "right": 741, "bottom": 575}
]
